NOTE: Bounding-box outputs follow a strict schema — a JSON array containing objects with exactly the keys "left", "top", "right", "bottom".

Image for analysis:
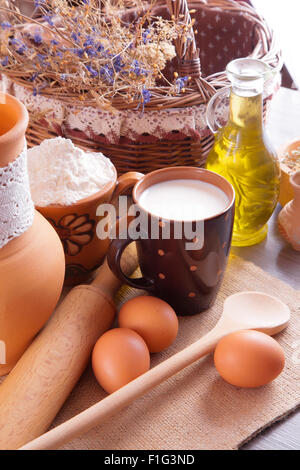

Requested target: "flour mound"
[{"left": 27, "top": 137, "right": 115, "bottom": 206}]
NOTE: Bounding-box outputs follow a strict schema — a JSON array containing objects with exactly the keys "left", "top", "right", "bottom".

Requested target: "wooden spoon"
[{"left": 20, "top": 291, "right": 290, "bottom": 450}]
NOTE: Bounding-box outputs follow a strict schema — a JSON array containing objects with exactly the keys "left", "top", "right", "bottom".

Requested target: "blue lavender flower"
[
  {"left": 34, "top": 0, "right": 45, "bottom": 7},
  {"left": 85, "top": 64, "right": 98, "bottom": 77},
  {"left": 43, "top": 15, "right": 54, "bottom": 26},
  {"left": 71, "top": 32, "right": 80, "bottom": 42},
  {"left": 142, "top": 88, "right": 151, "bottom": 104},
  {"left": 60, "top": 74, "right": 67, "bottom": 81},
  {"left": 83, "top": 36, "right": 94, "bottom": 47},
  {"left": 1, "top": 57, "right": 9, "bottom": 67},
  {"left": 0, "top": 21, "right": 12, "bottom": 30},
  {"left": 99, "top": 65, "right": 114, "bottom": 84},
  {"left": 176, "top": 76, "right": 189, "bottom": 92},
  {"left": 142, "top": 29, "right": 151, "bottom": 44},
  {"left": 71, "top": 47, "right": 85, "bottom": 57},
  {"left": 130, "top": 60, "right": 148, "bottom": 77},
  {"left": 36, "top": 53, "right": 51, "bottom": 68},
  {"left": 37, "top": 53, "right": 46, "bottom": 61},
  {"left": 56, "top": 51, "right": 63, "bottom": 58},
  {"left": 131, "top": 59, "right": 140, "bottom": 74},
  {"left": 29, "top": 72, "right": 40, "bottom": 81},
  {"left": 10, "top": 38, "right": 27, "bottom": 55},
  {"left": 85, "top": 47, "right": 97, "bottom": 57},
  {"left": 113, "top": 55, "right": 125, "bottom": 73},
  {"left": 50, "top": 39, "right": 59, "bottom": 46},
  {"left": 33, "top": 32, "right": 43, "bottom": 44},
  {"left": 136, "top": 87, "right": 152, "bottom": 113}
]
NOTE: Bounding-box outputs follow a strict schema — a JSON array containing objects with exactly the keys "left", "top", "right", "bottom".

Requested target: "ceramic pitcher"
[{"left": 0, "top": 93, "right": 65, "bottom": 376}]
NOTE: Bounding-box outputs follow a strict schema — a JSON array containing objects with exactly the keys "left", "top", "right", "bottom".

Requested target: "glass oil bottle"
[{"left": 206, "top": 58, "right": 280, "bottom": 246}]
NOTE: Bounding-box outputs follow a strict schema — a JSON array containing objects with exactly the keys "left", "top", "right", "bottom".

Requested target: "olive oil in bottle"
[{"left": 206, "top": 59, "right": 280, "bottom": 246}]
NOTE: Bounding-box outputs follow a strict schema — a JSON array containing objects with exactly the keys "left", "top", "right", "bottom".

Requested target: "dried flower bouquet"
[{"left": 0, "top": 0, "right": 206, "bottom": 111}]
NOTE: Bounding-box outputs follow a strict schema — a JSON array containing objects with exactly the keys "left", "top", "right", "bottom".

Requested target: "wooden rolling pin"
[{"left": 0, "top": 244, "right": 137, "bottom": 450}]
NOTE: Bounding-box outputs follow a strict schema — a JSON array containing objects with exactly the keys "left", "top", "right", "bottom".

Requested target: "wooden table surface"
[{"left": 234, "top": 87, "right": 300, "bottom": 450}]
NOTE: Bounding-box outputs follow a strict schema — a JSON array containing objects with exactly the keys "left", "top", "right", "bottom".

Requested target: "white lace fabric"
[{"left": 0, "top": 144, "right": 35, "bottom": 249}]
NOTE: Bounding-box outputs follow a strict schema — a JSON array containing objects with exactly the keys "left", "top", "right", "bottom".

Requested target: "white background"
[{"left": 252, "top": 0, "right": 300, "bottom": 87}]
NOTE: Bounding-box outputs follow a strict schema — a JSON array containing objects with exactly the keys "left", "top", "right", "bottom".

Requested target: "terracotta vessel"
[
  {"left": 278, "top": 139, "right": 300, "bottom": 207},
  {"left": 37, "top": 171, "right": 143, "bottom": 286},
  {"left": 0, "top": 93, "right": 65, "bottom": 376},
  {"left": 278, "top": 171, "right": 300, "bottom": 252},
  {"left": 279, "top": 162, "right": 294, "bottom": 208}
]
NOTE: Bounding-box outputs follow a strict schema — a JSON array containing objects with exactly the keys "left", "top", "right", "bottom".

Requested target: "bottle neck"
[{"left": 228, "top": 88, "right": 263, "bottom": 134}]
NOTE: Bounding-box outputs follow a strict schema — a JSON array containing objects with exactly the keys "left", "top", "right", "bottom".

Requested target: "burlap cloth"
[{"left": 46, "top": 254, "right": 300, "bottom": 450}]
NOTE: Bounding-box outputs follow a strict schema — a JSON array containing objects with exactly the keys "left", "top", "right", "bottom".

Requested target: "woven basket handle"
[{"left": 166, "top": 0, "right": 201, "bottom": 78}]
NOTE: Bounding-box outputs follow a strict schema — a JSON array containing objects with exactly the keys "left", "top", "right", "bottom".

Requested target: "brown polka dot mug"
[{"left": 108, "top": 167, "right": 235, "bottom": 315}]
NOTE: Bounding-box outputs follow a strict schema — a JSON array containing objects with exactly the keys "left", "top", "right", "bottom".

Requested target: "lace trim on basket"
[
  {"left": 0, "top": 73, "right": 281, "bottom": 145},
  {"left": 0, "top": 144, "right": 35, "bottom": 249}
]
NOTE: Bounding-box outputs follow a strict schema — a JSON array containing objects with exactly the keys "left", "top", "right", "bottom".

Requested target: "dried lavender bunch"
[{"left": 0, "top": 0, "right": 190, "bottom": 110}]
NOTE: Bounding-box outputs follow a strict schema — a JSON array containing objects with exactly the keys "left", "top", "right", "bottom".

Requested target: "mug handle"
[
  {"left": 111, "top": 171, "right": 145, "bottom": 204},
  {"left": 107, "top": 233, "right": 155, "bottom": 291},
  {"left": 108, "top": 170, "right": 154, "bottom": 291},
  {"left": 110, "top": 170, "right": 144, "bottom": 239}
]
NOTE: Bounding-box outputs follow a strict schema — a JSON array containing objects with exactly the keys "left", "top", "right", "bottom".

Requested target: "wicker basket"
[{"left": 2, "top": 0, "right": 281, "bottom": 174}]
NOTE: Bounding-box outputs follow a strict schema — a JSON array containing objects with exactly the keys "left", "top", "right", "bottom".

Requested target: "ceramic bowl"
[
  {"left": 36, "top": 177, "right": 116, "bottom": 286},
  {"left": 278, "top": 139, "right": 300, "bottom": 207}
]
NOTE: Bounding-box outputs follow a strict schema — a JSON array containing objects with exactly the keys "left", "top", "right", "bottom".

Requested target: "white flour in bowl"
[{"left": 27, "top": 137, "right": 116, "bottom": 206}]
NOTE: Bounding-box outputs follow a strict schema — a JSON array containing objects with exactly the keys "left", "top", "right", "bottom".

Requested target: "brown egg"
[
  {"left": 118, "top": 296, "right": 179, "bottom": 353},
  {"left": 92, "top": 328, "right": 150, "bottom": 394},
  {"left": 214, "top": 330, "right": 285, "bottom": 388}
]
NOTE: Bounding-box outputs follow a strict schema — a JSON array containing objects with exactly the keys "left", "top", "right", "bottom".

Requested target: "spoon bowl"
[{"left": 220, "top": 291, "right": 291, "bottom": 335}]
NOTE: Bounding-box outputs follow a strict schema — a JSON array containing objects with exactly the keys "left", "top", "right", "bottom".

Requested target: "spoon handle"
[{"left": 20, "top": 324, "right": 227, "bottom": 450}]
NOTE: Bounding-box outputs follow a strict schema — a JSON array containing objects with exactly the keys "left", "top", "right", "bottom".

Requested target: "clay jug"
[
  {"left": 0, "top": 93, "right": 65, "bottom": 376},
  {"left": 278, "top": 171, "right": 300, "bottom": 252}
]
